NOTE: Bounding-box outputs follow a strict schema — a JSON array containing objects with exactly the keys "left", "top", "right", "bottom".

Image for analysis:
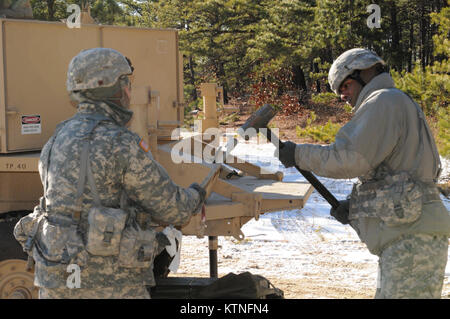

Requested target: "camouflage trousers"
[
  {"left": 375, "top": 234, "right": 449, "bottom": 299},
  {"left": 39, "top": 286, "right": 150, "bottom": 299}
]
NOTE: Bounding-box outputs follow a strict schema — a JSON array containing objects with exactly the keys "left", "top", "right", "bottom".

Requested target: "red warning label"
[
  {"left": 21, "top": 115, "right": 41, "bottom": 134},
  {"left": 22, "top": 115, "right": 41, "bottom": 124}
]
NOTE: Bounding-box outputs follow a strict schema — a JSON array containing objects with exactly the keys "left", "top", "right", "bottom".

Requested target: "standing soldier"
[
  {"left": 0, "top": 0, "right": 33, "bottom": 19},
  {"left": 277, "top": 48, "right": 450, "bottom": 299},
  {"left": 14, "top": 48, "right": 206, "bottom": 299}
]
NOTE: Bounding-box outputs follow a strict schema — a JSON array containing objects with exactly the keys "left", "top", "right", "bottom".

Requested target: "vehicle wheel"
[
  {"left": 0, "top": 212, "right": 38, "bottom": 299},
  {"left": 0, "top": 259, "right": 38, "bottom": 299}
]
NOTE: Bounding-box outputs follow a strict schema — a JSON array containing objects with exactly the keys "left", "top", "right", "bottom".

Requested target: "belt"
[{"left": 46, "top": 214, "right": 75, "bottom": 227}]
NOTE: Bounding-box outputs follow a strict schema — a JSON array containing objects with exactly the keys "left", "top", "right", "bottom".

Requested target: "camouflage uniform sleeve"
[
  {"left": 38, "top": 131, "right": 58, "bottom": 187},
  {"left": 115, "top": 131, "right": 201, "bottom": 226},
  {"left": 294, "top": 91, "right": 403, "bottom": 179}
]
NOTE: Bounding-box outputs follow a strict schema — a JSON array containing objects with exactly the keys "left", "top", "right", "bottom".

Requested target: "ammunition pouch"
[
  {"left": 14, "top": 200, "right": 85, "bottom": 267},
  {"left": 13, "top": 202, "right": 45, "bottom": 253},
  {"left": 85, "top": 206, "right": 128, "bottom": 257},
  {"left": 118, "top": 222, "right": 158, "bottom": 268},
  {"left": 33, "top": 216, "right": 85, "bottom": 266},
  {"left": 350, "top": 172, "right": 441, "bottom": 227}
]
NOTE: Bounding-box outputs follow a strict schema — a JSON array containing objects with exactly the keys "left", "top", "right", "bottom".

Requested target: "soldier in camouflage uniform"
[
  {"left": 14, "top": 48, "right": 206, "bottom": 299},
  {"left": 0, "top": 0, "right": 33, "bottom": 18},
  {"left": 277, "top": 48, "right": 450, "bottom": 298}
]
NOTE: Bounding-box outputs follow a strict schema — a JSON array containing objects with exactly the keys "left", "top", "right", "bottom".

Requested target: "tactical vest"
[{"left": 15, "top": 113, "right": 158, "bottom": 270}]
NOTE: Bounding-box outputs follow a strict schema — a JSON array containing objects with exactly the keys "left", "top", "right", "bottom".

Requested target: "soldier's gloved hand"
[
  {"left": 155, "top": 232, "right": 171, "bottom": 255},
  {"left": 189, "top": 182, "right": 207, "bottom": 214},
  {"left": 277, "top": 141, "right": 297, "bottom": 168},
  {"left": 330, "top": 200, "right": 350, "bottom": 225}
]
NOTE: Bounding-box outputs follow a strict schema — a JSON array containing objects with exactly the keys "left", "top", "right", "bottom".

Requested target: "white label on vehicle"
[{"left": 21, "top": 115, "right": 42, "bottom": 135}]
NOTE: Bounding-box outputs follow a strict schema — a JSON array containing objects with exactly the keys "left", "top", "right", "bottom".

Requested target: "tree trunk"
[
  {"left": 313, "top": 62, "right": 321, "bottom": 93},
  {"left": 217, "top": 62, "right": 229, "bottom": 104},
  {"left": 45, "top": 0, "right": 55, "bottom": 21},
  {"left": 292, "top": 65, "right": 307, "bottom": 92},
  {"left": 420, "top": 0, "right": 427, "bottom": 71},
  {"left": 390, "top": 1, "right": 402, "bottom": 71},
  {"left": 188, "top": 56, "right": 197, "bottom": 102},
  {"left": 408, "top": 19, "right": 414, "bottom": 72}
]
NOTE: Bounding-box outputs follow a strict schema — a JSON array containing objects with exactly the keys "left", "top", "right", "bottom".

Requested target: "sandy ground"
[
  {"left": 173, "top": 216, "right": 450, "bottom": 299},
  {"left": 168, "top": 138, "right": 450, "bottom": 299},
  {"left": 174, "top": 236, "right": 380, "bottom": 299}
]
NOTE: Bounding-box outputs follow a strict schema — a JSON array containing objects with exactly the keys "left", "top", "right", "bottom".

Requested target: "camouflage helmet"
[
  {"left": 66, "top": 48, "right": 133, "bottom": 92},
  {"left": 328, "top": 48, "right": 385, "bottom": 94}
]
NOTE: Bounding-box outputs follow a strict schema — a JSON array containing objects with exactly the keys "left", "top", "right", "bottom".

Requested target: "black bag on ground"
[
  {"left": 196, "top": 272, "right": 284, "bottom": 299},
  {"left": 151, "top": 272, "right": 284, "bottom": 299}
]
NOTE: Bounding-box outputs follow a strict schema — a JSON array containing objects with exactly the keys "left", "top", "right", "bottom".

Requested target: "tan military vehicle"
[{"left": 0, "top": 15, "right": 313, "bottom": 298}]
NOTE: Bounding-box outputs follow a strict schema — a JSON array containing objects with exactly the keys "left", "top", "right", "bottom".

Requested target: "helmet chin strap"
[
  {"left": 118, "top": 87, "right": 131, "bottom": 108},
  {"left": 104, "top": 91, "right": 129, "bottom": 109},
  {"left": 105, "top": 76, "right": 131, "bottom": 108}
]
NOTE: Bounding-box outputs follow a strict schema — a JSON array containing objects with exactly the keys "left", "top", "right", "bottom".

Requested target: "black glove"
[
  {"left": 277, "top": 141, "right": 297, "bottom": 168},
  {"left": 155, "top": 232, "right": 171, "bottom": 255},
  {"left": 330, "top": 200, "right": 350, "bottom": 225},
  {"left": 189, "top": 182, "right": 207, "bottom": 214}
]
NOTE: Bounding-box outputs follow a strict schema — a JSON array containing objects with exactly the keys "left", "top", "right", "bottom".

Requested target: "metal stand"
[{"left": 208, "top": 236, "right": 218, "bottom": 278}]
